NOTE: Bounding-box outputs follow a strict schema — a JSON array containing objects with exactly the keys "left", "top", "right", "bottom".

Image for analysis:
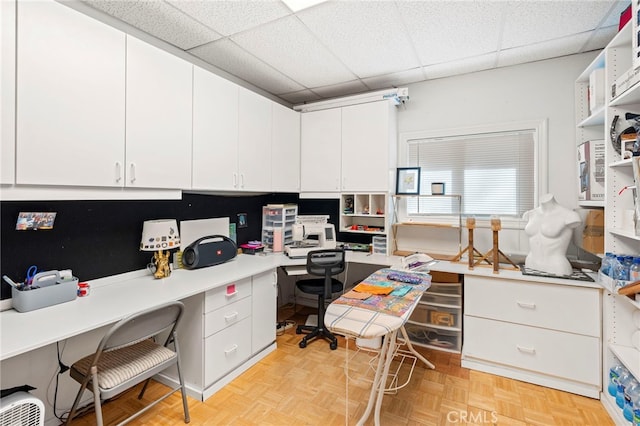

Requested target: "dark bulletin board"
[{"left": 0, "top": 192, "right": 355, "bottom": 301}]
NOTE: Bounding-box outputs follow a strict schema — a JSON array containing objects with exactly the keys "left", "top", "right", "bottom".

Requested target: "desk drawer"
[
  {"left": 204, "top": 317, "right": 252, "bottom": 386},
  {"left": 464, "top": 276, "right": 600, "bottom": 337},
  {"left": 204, "top": 297, "right": 252, "bottom": 338},
  {"left": 204, "top": 278, "right": 251, "bottom": 313},
  {"left": 464, "top": 316, "right": 600, "bottom": 386}
]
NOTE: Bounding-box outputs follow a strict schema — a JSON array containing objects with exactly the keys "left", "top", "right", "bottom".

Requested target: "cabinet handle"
[
  {"left": 224, "top": 344, "right": 238, "bottom": 356},
  {"left": 224, "top": 311, "right": 238, "bottom": 322},
  {"left": 240, "top": 173, "right": 245, "bottom": 188},
  {"left": 115, "top": 162, "right": 122, "bottom": 182},
  {"left": 233, "top": 173, "right": 237, "bottom": 188},
  {"left": 225, "top": 290, "right": 237, "bottom": 298},
  {"left": 516, "top": 301, "right": 536, "bottom": 309},
  {"left": 129, "top": 163, "right": 136, "bottom": 183},
  {"left": 516, "top": 345, "right": 536, "bottom": 354}
]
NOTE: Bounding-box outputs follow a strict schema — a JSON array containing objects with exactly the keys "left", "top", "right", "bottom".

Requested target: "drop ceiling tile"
[
  {"left": 497, "top": 33, "right": 590, "bottom": 68},
  {"left": 310, "top": 80, "right": 370, "bottom": 99},
  {"left": 279, "top": 89, "right": 323, "bottom": 105},
  {"left": 582, "top": 25, "right": 620, "bottom": 52},
  {"left": 82, "top": 0, "right": 221, "bottom": 49},
  {"left": 296, "top": 2, "right": 420, "bottom": 78},
  {"left": 423, "top": 53, "right": 497, "bottom": 80},
  {"left": 501, "top": 1, "right": 615, "bottom": 49},
  {"left": 167, "top": 0, "right": 291, "bottom": 37},
  {"left": 189, "top": 39, "right": 305, "bottom": 94},
  {"left": 230, "top": 15, "right": 356, "bottom": 88},
  {"left": 361, "top": 68, "right": 426, "bottom": 91},
  {"left": 398, "top": 1, "right": 503, "bottom": 65}
]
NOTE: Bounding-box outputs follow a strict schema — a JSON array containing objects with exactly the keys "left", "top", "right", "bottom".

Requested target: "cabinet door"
[
  {"left": 126, "top": 36, "right": 192, "bottom": 189},
  {"left": 300, "top": 109, "right": 342, "bottom": 192},
  {"left": 238, "top": 88, "right": 271, "bottom": 191},
  {"left": 341, "top": 101, "right": 394, "bottom": 192},
  {"left": 16, "top": 0, "right": 126, "bottom": 186},
  {"left": 1, "top": 0, "right": 15, "bottom": 184},
  {"left": 252, "top": 270, "right": 276, "bottom": 352},
  {"left": 192, "top": 66, "right": 239, "bottom": 191},
  {"left": 271, "top": 103, "right": 300, "bottom": 192}
]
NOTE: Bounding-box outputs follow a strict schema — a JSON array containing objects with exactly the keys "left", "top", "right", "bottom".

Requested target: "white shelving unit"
[
  {"left": 575, "top": 21, "right": 640, "bottom": 423},
  {"left": 339, "top": 193, "right": 387, "bottom": 235}
]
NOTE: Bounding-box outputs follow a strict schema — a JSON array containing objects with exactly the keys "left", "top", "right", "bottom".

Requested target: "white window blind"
[{"left": 407, "top": 129, "right": 535, "bottom": 217}]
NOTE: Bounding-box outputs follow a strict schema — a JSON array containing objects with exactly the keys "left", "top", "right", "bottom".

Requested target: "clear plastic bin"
[
  {"left": 410, "top": 303, "right": 460, "bottom": 328},
  {"left": 404, "top": 324, "right": 461, "bottom": 351},
  {"left": 429, "top": 282, "right": 462, "bottom": 295},
  {"left": 421, "top": 292, "right": 461, "bottom": 307}
]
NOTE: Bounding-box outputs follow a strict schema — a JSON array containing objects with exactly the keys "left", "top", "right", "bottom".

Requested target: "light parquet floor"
[{"left": 67, "top": 308, "right": 614, "bottom": 426}]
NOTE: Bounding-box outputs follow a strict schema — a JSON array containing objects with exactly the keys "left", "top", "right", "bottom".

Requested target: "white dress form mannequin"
[{"left": 523, "top": 194, "right": 581, "bottom": 276}]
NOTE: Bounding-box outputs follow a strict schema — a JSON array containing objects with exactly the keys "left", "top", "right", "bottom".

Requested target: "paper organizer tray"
[{"left": 12, "top": 277, "right": 78, "bottom": 313}]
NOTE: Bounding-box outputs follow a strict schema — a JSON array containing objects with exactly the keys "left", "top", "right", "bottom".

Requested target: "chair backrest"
[
  {"left": 99, "top": 301, "right": 184, "bottom": 353},
  {"left": 306, "top": 249, "right": 346, "bottom": 277}
]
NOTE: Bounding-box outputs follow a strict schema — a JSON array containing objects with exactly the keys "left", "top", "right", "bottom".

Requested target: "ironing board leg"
[
  {"left": 374, "top": 329, "right": 399, "bottom": 425},
  {"left": 356, "top": 331, "right": 392, "bottom": 426},
  {"left": 400, "top": 325, "right": 435, "bottom": 369}
]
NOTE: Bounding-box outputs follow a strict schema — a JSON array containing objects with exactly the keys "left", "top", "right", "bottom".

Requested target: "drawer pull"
[
  {"left": 516, "top": 345, "right": 536, "bottom": 354},
  {"left": 516, "top": 301, "right": 536, "bottom": 309},
  {"left": 224, "top": 344, "right": 238, "bottom": 356},
  {"left": 224, "top": 312, "right": 238, "bottom": 322}
]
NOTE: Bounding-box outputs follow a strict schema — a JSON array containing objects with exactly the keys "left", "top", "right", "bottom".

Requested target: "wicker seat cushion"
[{"left": 71, "top": 339, "right": 176, "bottom": 390}]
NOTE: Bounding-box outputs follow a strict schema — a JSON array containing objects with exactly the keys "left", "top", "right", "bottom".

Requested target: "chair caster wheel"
[
  {"left": 330, "top": 341, "right": 338, "bottom": 350},
  {"left": 299, "top": 340, "right": 307, "bottom": 348},
  {"left": 295, "top": 328, "right": 302, "bottom": 335}
]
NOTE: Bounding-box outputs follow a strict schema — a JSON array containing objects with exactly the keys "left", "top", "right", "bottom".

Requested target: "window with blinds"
[{"left": 406, "top": 129, "right": 536, "bottom": 217}]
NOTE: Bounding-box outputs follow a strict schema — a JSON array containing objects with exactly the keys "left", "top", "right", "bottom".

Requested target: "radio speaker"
[{"left": 182, "top": 235, "right": 237, "bottom": 270}]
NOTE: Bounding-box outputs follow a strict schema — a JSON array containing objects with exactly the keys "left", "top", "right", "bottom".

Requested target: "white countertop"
[{"left": 0, "top": 251, "right": 599, "bottom": 361}]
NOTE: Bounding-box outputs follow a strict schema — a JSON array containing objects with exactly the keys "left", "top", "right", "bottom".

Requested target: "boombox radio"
[{"left": 182, "top": 235, "right": 237, "bottom": 270}]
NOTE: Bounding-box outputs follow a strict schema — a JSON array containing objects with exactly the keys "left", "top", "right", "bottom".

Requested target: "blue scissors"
[{"left": 25, "top": 265, "right": 37, "bottom": 287}]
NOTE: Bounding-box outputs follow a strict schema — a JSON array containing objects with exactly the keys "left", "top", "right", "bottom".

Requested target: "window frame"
[{"left": 396, "top": 119, "right": 548, "bottom": 228}]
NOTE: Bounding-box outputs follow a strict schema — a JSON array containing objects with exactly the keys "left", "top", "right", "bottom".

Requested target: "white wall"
[{"left": 395, "top": 51, "right": 600, "bottom": 256}]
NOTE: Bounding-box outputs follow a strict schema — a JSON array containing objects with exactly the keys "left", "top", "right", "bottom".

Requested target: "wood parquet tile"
[{"left": 67, "top": 308, "right": 615, "bottom": 426}]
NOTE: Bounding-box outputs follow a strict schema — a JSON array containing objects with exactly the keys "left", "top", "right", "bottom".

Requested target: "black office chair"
[
  {"left": 295, "top": 249, "right": 345, "bottom": 350},
  {"left": 65, "top": 301, "right": 190, "bottom": 425}
]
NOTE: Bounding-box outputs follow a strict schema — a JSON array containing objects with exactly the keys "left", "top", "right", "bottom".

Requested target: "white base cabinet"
[
  {"left": 171, "top": 270, "right": 277, "bottom": 401},
  {"left": 462, "top": 275, "right": 602, "bottom": 398}
]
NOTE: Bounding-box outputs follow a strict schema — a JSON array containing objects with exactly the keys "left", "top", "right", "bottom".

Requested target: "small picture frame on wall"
[{"left": 396, "top": 167, "right": 421, "bottom": 195}]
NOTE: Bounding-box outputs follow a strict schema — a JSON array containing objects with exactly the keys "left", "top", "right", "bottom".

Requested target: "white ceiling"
[{"left": 80, "top": 0, "right": 629, "bottom": 106}]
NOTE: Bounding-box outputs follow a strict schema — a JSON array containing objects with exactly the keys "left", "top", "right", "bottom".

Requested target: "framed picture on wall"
[{"left": 396, "top": 167, "right": 421, "bottom": 195}]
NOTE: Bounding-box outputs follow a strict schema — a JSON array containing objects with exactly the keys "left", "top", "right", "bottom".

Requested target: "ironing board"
[{"left": 324, "top": 268, "right": 435, "bottom": 426}]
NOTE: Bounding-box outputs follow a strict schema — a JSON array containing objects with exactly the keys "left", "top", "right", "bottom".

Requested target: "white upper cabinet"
[
  {"left": 1, "top": 0, "right": 15, "bottom": 185},
  {"left": 238, "top": 88, "right": 272, "bottom": 192},
  {"left": 300, "top": 108, "right": 342, "bottom": 192},
  {"left": 125, "top": 36, "right": 193, "bottom": 189},
  {"left": 192, "top": 66, "right": 239, "bottom": 191},
  {"left": 16, "top": 0, "right": 126, "bottom": 186},
  {"left": 341, "top": 101, "right": 396, "bottom": 192},
  {"left": 271, "top": 103, "right": 300, "bottom": 193}
]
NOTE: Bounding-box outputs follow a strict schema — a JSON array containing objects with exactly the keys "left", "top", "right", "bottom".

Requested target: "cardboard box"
[
  {"left": 578, "top": 140, "right": 605, "bottom": 201},
  {"left": 589, "top": 68, "right": 605, "bottom": 113},
  {"left": 582, "top": 209, "right": 604, "bottom": 255}
]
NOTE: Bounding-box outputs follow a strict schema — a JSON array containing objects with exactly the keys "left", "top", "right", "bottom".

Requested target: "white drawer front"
[
  {"left": 204, "top": 318, "right": 252, "bottom": 386},
  {"left": 204, "top": 296, "right": 252, "bottom": 338},
  {"left": 464, "top": 316, "right": 600, "bottom": 385},
  {"left": 465, "top": 276, "right": 600, "bottom": 336},
  {"left": 204, "top": 277, "right": 251, "bottom": 313}
]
